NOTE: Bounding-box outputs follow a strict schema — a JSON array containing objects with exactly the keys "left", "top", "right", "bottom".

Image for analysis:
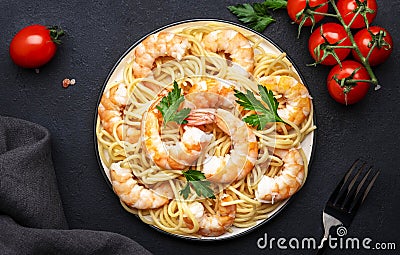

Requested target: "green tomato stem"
[
  {"left": 345, "top": 79, "right": 373, "bottom": 83},
  {"left": 346, "top": 7, "right": 363, "bottom": 29},
  {"left": 326, "top": 45, "right": 356, "bottom": 49},
  {"left": 365, "top": 42, "right": 377, "bottom": 61},
  {"left": 329, "top": 0, "right": 379, "bottom": 87},
  {"left": 48, "top": 26, "right": 65, "bottom": 45},
  {"left": 309, "top": 11, "right": 338, "bottom": 18}
]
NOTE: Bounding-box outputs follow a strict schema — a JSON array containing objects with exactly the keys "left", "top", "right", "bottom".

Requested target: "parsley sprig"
[
  {"left": 235, "top": 85, "right": 285, "bottom": 130},
  {"left": 180, "top": 170, "right": 215, "bottom": 199},
  {"left": 227, "top": 0, "right": 287, "bottom": 33},
  {"left": 156, "top": 81, "right": 191, "bottom": 126}
]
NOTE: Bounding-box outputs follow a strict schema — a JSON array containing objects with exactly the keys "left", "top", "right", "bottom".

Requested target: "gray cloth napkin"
[{"left": 0, "top": 115, "right": 151, "bottom": 255}]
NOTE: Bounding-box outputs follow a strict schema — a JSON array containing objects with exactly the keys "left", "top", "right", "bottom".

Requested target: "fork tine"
[
  {"left": 341, "top": 165, "right": 371, "bottom": 210},
  {"left": 329, "top": 159, "right": 365, "bottom": 206},
  {"left": 327, "top": 159, "right": 359, "bottom": 204},
  {"left": 361, "top": 170, "right": 380, "bottom": 202},
  {"left": 349, "top": 168, "right": 380, "bottom": 213}
]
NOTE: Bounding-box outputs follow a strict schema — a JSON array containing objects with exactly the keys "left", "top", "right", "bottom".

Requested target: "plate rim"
[{"left": 93, "top": 18, "right": 317, "bottom": 241}]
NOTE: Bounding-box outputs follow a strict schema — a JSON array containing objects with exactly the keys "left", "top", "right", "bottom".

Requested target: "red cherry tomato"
[
  {"left": 287, "top": 0, "right": 329, "bottom": 26},
  {"left": 308, "top": 23, "right": 352, "bottom": 65},
  {"left": 9, "top": 25, "right": 64, "bottom": 69},
  {"left": 352, "top": 26, "right": 393, "bottom": 66},
  {"left": 337, "top": 0, "right": 377, "bottom": 29},
  {"left": 327, "top": 60, "right": 370, "bottom": 105}
]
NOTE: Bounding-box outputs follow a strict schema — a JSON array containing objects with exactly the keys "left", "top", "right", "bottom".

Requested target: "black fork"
[{"left": 316, "top": 159, "right": 380, "bottom": 254}]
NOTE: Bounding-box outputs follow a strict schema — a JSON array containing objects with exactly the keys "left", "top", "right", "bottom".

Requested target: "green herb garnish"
[
  {"left": 262, "top": 0, "right": 288, "bottom": 10},
  {"left": 227, "top": 0, "right": 287, "bottom": 33},
  {"left": 156, "top": 81, "right": 191, "bottom": 126},
  {"left": 235, "top": 85, "right": 285, "bottom": 130},
  {"left": 180, "top": 170, "right": 215, "bottom": 199}
]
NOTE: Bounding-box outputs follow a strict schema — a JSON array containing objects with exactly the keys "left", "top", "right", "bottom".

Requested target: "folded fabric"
[{"left": 0, "top": 115, "right": 151, "bottom": 255}]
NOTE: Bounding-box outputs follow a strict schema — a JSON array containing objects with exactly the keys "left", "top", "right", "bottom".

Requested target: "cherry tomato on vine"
[
  {"left": 287, "top": 0, "right": 329, "bottom": 26},
  {"left": 352, "top": 26, "right": 393, "bottom": 66},
  {"left": 308, "top": 23, "right": 352, "bottom": 65},
  {"left": 337, "top": 0, "right": 377, "bottom": 29},
  {"left": 327, "top": 60, "right": 370, "bottom": 105},
  {"left": 9, "top": 24, "right": 64, "bottom": 69}
]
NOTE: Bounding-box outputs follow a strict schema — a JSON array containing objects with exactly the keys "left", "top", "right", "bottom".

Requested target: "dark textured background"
[{"left": 0, "top": 0, "right": 399, "bottom": 254}]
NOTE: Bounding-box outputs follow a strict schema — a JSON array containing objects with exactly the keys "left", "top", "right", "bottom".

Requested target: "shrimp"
[
  {"left": 186, "top": 108, "right": 258, "bottom": 183},
  {"left": 183, "top": 79, "right": 236, "bottom": 110},
  {"left": 258, "top": 76, "right": 311, "bottom": 129},
  {"left": 184, "top": 194, "right": 236, "bottom": 237},
  {"left": 109, "top": 162, "right": 172, "bottom": 209},
  {"left": 132, "top": 32, "right": 191, "bottom": 78},
  {"left": 255, "top": 148, "right": 305, "bottom": 204},
  {"left": 98, "top": 83, "right": 140, "bottom": 143},
  {"left": 201, "top": 29, "right": 254, "bottom": 73},
  {"left": 142, "top": 90, "right": 213, "bottom": 170}
]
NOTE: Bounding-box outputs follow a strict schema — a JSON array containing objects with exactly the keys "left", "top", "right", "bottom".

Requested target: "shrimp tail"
[{"left": 110, "top": 162, "right": 172, "bottom": 209}]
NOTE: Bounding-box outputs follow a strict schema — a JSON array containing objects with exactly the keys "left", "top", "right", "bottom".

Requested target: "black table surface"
[{"left": 1, "top": 1, "right": 399, "bottom": 254}]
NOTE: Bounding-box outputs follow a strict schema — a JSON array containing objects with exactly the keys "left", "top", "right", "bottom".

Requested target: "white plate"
[{"left": 95, "top": 19, "right": 315, "bottom": 241}]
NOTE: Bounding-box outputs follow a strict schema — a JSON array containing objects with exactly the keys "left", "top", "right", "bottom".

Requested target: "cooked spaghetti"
[{"left": 96, "top": 22, "right": 316, "bottom": 238}]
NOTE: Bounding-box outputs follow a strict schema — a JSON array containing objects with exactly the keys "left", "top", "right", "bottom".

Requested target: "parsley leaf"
[
  {"left": 180, "top": 183, "right": 191, "bottom": 199},
  {"left": 263, "top": 0, "right": 287, "bottom": 10},
  {"left": 227, "top": 0, "right": 287, "bottom": 33},
  {"left": 180, "top": 170, "right": 215, "bottom": 199},
  {"left": 242, "top": 114, "right": 270, "bottom": 131},
  {"left": 228, "top": 3, "right": 274, "bottom": 33},
  {"left": 156, "top": 81, "right": 191, "bottom": 126},
  {"left": 235, "top": 85, "right": 285, "bottom": 130}
]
